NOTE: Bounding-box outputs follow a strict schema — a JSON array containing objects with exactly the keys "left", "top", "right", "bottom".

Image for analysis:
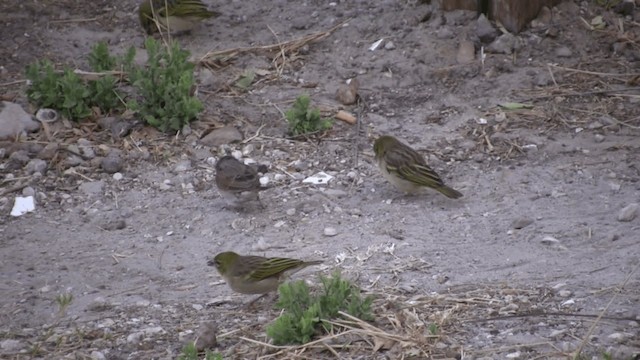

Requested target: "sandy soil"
[{"left": 1, "top": 0, "right": 640, "bottom": 359}]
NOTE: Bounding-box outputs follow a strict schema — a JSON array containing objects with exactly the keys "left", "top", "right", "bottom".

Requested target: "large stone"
[
  {"left": 200, "top": 126, "right": 243, "bottom": 147},
  {"left": 0, "top": 102, "right": 40, "bottom": 140}
]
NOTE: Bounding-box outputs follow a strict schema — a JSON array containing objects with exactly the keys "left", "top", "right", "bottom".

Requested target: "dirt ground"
[{"left": 1, "top": 0, "right": 640, "bottom": 359}]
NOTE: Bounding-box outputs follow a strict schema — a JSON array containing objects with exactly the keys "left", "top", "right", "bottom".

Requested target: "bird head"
[
  {"left": 373, "top": 135, "right": 398, "bottom": 156},
  {"left": 209, "top": 251, "right": 239, "bottom": 275}
]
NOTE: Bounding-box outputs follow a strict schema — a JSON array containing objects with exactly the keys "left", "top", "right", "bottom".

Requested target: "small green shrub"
[
  {"left": 266, "top": 272, "right": 373, "bottom": 345},
  {"left": 127, "top": 38, "right": 203, "bottom": 132},
  {"left": 177, "top": 342, "right": 223, "bottom": 360},
  {"left": 285, "top": 94, "right": 333, "bottom": 137},
  {"left": 25, "top": 41, "right": 125, "bottom": 121}
]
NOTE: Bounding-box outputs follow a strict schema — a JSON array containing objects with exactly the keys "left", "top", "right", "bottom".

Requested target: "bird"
[
  {"left": 214, "top": 155, "right": 264, "bottom": 209},
  {"left": 373, "top": 135, "right": 463, "bottom": 199},
  {"left": 207, "top": 251, "right": 323, "bottom": 294},
  {"left": 138, "top": 0, "right": 219, "bottom": 35}
]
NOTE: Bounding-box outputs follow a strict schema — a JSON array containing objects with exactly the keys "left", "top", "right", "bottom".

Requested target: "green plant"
[
  {"left": 178, "top": 342, "right": 223, "bottom": 360},
  {"left": 88, "top": 42, "right": 117, "bottom": 72},
  {"left": 25, "top": 42, "right": 125, "bottom": 121},
  {"left": 55, "top": 292, "right": 73, "bottom": 315},
  {"left": 128, "top": 38, "right": 203, "bottom": 132},
  {"left": 285, "top": 94, "right": 333, "bottom": 137},
  {"left": 266, "top": 272, "right": 373, "bottom": 345}
]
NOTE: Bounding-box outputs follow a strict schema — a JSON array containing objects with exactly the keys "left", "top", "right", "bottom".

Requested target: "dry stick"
[
  {"left": 49, "top": 17, "right": 98, "bottom": 24},
  {"left": 267, "top": 24, "right": 287, "bottom": 77},
  {"left": 199, "top": 18, "right": 350, "bottom": 64},
  {"left": 525, "top": 86, "right": 640, "bottom": 101},
  {"left": 548, "top": 64, "right": 640, "bottom": 79},
  {"left": 573, "top": 263, "right": 639, "bottom": 359}
]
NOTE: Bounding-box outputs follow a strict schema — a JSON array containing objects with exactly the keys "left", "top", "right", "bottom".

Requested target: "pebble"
[
  {"left": 25, "top": 158, "right": 48, "bottom": 175},
  {"left": 323, "top": 227, "right": 338, "bottom": 237},
  {"left": 608, "top": 332, "right": 628, "bottom": 343},
  {"left": 555, "top": 46, "right": 573, "bottom": 57},
  {"left": 194, "top": 321, "right": 218, "bottom": 351},
  {"left": 506, "top": 351, "right": 521, "bottom": 359},
  {"left": 511, "top": 217, "right": 533, "bottom": 229},
  {"left": 77, "top": 139, "right": 96, "bottom": 159},
  {"left": 435, "top": 27, "right": 454, "bottom": 39},
  {"left": 22, "top": 186, "right": 35, "bottom": 197},
  {"left": 475, "top": 14, "right": 498, "bottom": 43},
  {"left": 192, "top": 304, "right": 203, "bottom": 311},
  {"left": 541, "top": 236, "right": 560, "bottom": 245},
  {"left": 594, "top": 134, "right": 605, "bottom": 142},
  {"left": 286, "top": 208, "right": 296, "bottom": 216},
  {"left": 113, "top": 172, "right": 123, "bottom": 181},
  {"left": 7, "top": 150, "right": 29, "bottom": 170},
  {"left": 199, "top": 126, "right": 243, "bottom": 146},
  {"left": 617, "top": 203, "right": 638, "bottom": 222},
  {"left": 173, "top": 159, "right": 192, "bottom": 173},
  {"left": 456, "top": 40, "right": 475, "bottom": 64},
  {"left": 487, "top": 33, "right": 516, "bottom": 54},
  {"left": 0, "top": 101, "right": 41, "bottom": 140},
  {"left": 90, "top": 351, "right": 106, "bottom": 360},
  {"left": 0, "top": 339, "right": 24, "bottom": 352},
  {"left": 558, "top": 289, "right": 572, "bottom": 297},
  {"left": 79, "top": 181, "right": 105, "bottom": 196},
  {"left": 101, "top": 152, "right": 123, "bottom": 174},
  {"left": 384, "top": 40, "right": 396, "bottom": 50}
]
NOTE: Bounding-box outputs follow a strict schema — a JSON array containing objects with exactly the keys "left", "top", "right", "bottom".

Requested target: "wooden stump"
[{"left": 438, "top": 0, "right": 563, "bottom": 33}]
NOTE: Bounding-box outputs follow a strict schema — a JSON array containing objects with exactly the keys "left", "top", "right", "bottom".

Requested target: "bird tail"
[{"left": 435, "top": 185, "right": 463, "bottom": 199}]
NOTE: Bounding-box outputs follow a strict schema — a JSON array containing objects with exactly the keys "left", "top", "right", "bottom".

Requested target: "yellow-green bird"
[
  {"left": 373, "top": 135, "right": 463, "bottom": 199},
  {"left": 207, "top": 251, "right": 322, "bottom": 294},
  {"left": 138, "top": 0, "right": 219, "bottom": 35}
]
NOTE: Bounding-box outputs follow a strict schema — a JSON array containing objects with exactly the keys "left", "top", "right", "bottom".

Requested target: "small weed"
[
  {"left": 266, "top": 271, "right": 373, "bottom": 345},
  {"left": 285, "top": 94, "right": 333, "bottom": 137},
  {"left": 178, "top": 342, "right": 223, "bottom": 360},
  {"left": 127, "top": 38, "right": 203, "bottom": 132},
  {"left": 25, "top": 41, "right": 125, "bottom": 121},
  {"left": 55, "top": 292, "right": 73, "bottom": 315},
  {"left": 428, "top": 323, "right": 439, "bottom": 335}
]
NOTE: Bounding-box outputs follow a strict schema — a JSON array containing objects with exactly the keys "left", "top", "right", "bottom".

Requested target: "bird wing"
[
  {"left": 396, "top": 163, "right": 445, "bottom": 188},
  {"left": 247, "top": 258, "right": 305, "bottom": 281},
  {"left": 227, "top": 168, "right": 259, "bottom": 191}
]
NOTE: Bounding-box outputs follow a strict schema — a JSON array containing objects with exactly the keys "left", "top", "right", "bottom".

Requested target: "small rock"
[
  {"left": 90, "top": 351, "right": 106, "bottom": 360},
  {"left": 487, "top": 33, "right": 517, "bottom": 54},
  {"left": 102, "top": 152, "right": 123, "bottom": 174},
  {"left": 200, "top": 126, "right": 243, "bottom": 147},
  {"left": 384, "top": 40, "right": 396, "bottom": 50},
  {"left": 324, "top": 189, "right": 348, "bottom": 199},
  {"left": 113, "top": 172, "right": 123, "bottom": 181},
  {"left": 173, "top": 159, "right": 192, "bottom": 173},
  {"left": 77, "top": 139, "right": 96, "bottom": 159},
  {"left": 0, "top": 339, "right": 24, "bottom": 352},
  {"left": 194, "top": 321, "right": 218, "bottom": 351},
  {"left": 79, "top": 181, "right": 105, "bottom": 196},
  {"left": 506, "top": 351, "right": 521, "bottom": 359},
  {"left": 0, "top": 101, "right": 40, "bottom": 140},
  {"left": 25, "top": 158, "right": 48, "bottom": 175},
  {"left": 617, "top": 203, "right": 638, "bottom": 222},
  {"left": 87, "top": 297, "right": 111, "bottom": 312},
  {"left": 100, "top": 218, "right": 126, "bottom": 231},
  {"left": 286, "top": 208, "right": 296, "bottom": 216},
  {"left": 7, "top": 150, "right": 30, "bottom": 170},
  {"left": 594, "top": 134, "right": 605, "bottom": 143},
  {"left": 475, "top": 14, "right": 498, "bottom": 43},
  {"left": 192, "top": 304, "right": 203, "bottom": 311},
  {"left": 435, "top": 27, "right": 454, "bottom": 39},
  {"left": 555, "top": 46, "right": 573, "bottom": 57},
  {"left": 511, "top": 217, "right": 534, "bottom": 229},
  {"left": 127, "top": 332, "right": 144, "bottom": 344},
  {"left": 456, "top": 40, "right": 475, "bottom": 64},
  {"left": 323, "top": 227, "right": 338, "bottom": 237},
  {"left": 608, "top": 332, "right": 628, "bottom": 343},
  {"left": 558, "top": 289, "right": 572, "bottom": 297},
  {"left": 38, "top": 143, "right": 59, "bottom": 160},
  {"left": 335, "top": 78, "right": 359, "bottom": 105},
  {"left": 541, "top": 236, "right": 560, "bottom": 245}
]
